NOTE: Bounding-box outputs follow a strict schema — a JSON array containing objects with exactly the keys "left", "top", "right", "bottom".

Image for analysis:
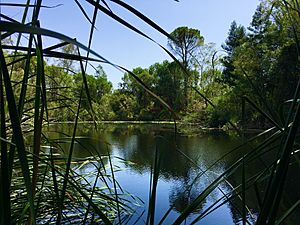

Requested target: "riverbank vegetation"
[{"left": 1, "top": 0, "right": 300, "bottom": 224}]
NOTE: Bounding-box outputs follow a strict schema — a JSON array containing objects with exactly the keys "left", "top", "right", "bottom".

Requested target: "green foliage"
[
  {"left": 216, "top": 0, "right": 300, "bottom": 128},
  {"left": 110, "top": 89, "right": 137, "bottom": 120},
  {"left": 121, "top": 67, "right": 155, "bottom": 119},
  {"left": 74, "top": 68, "right": 112, "bottom": 103},
  {"left": 168, "top": 26, "right": 204, "bottom": 107},
  {"left": 57, "top": 43, "right": 77, "bottom": 72},
  {"left": 221, "top": 21, "right": 247, "bottom": 86},
  {"left": 152, "top": 61, "right": 185, "bottom": 111},
  {"left": 206, "top": 105, "right": 231, "bottom": 128},
  {"left": 45, "top": 65, "right": 74, "bottom": 120},
  {"left": 117, "top": 61, "right": 199, "bottom": 120},
  {"left": 168, "top": 27, "right": 204, "bottom": 68}
]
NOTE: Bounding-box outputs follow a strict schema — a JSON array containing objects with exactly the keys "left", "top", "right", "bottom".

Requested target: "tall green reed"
[{"left": 0, "top": 1, "right": 144, "bottom": 224}]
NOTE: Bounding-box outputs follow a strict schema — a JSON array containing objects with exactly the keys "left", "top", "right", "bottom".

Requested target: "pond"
[{"left": 48, "top": 123, "right": 260, "bottom": 225}]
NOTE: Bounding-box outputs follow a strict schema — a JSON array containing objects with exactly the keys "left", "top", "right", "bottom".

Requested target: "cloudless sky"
[{"left": 2, "top": 0, "right": 260, "bottom": 87}]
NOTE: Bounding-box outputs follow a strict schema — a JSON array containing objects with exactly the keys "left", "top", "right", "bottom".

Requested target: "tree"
[
  {"left": 151, "top": 61, "right": 185, "bottom": 112},
  {"left": 221, "top": 21, "right": 246, "bottom": 85},
  {"left": 58, "top": 43, "right": 77, "bottom": 72},
  {"left": 73, "top": 65, "right": 113, "bottom": 120},
  {"left": 110, "top": 89, "right": 137, "bottom": 120},
  {"left": 217, "top": 0, "right": 300, "bottom": 128},
  {"left": 93, "top": 65, "right": 113, "bottom": 101},
  {"left": 168, "top": 27, "right": 204, "bottom": 107},
  {"left": 195, "top": 42, "right": 220, "bottom": 88},
  {"left": 121, "top": 67, "right": 156, "bottom": 120},
  {"left": 117, "top": 62, "right": 189, "bottom": 119},
  {"left": 45, "top": 65, "right": 75, "bottom": 121}
]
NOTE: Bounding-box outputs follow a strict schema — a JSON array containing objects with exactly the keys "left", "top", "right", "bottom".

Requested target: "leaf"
[
  {"left": 0, "top": 49, "right": 12, "bottom": 225},
  {"left": 146, "top": 147, "right": 161, "bottom": 225},
  {"left": 0, "top": 44, "right": 36, "bottom": 224},
  {"left": 109, "top": 0, "right": 172, "bottom": 39},
  {"left": 275, "top": 199, "right": 300, "bottom": 225},
  {"left": 56, "top": 87, "right": 82, "bottom": 224}
]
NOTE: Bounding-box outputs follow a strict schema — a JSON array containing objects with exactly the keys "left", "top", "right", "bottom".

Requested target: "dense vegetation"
[
  {"left": 1, "top": 0, "right": 300, "bottom": 224},
  {"left": 4, "top": 0, "right": 297, "bottom": 130}
]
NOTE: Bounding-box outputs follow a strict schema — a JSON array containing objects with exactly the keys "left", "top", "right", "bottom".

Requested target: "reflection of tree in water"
[
  {"left": 109, "top": 124, "right": 174, "bottom": 150},
  {"left": 48, "top": 123, "right": 112, "bottom": 160},
  {"left": 72, "top": 136, "right": 110, "bottom": 158},
  {"left": 169, "top": 176, "right": 206, "bottom": 214},
  {"left": 49, "top": 124, "right": 261, "bottom": 222},
  {"left": 40, "top": 125, "right": 112, "bottom": 197},
  {"left": 116, "top": 132, "right": 196, "bottom": 179}
]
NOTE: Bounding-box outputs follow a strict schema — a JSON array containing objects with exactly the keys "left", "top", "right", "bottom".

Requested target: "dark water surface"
[{"left": 50, "top": 123, "right": 257, "bottom": 225}]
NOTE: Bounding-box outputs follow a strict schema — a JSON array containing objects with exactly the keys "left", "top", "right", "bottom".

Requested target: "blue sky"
[{"left": 2, "top": 0, "right": 260, "bottom": 87}]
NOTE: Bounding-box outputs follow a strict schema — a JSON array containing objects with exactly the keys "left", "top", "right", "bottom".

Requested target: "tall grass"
[
  {"left": 0, "top": 1, "right": 141, "bottom": 224},
  {"left": 0, "top": 0, "right": 299, "bottom": 225}
]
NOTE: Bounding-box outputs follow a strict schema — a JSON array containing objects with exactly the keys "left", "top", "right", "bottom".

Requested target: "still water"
[{"left": 50, "top": 123, "right": 255, "bottom": 225}]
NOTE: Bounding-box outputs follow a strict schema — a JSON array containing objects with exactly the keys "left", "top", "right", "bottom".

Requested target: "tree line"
[{"left": 6, "top": 0, "right": 300, "bottom": 129}]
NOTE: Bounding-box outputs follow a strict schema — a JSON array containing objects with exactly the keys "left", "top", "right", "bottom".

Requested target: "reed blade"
[{"left": 0, "top": 43, "right": 36, "bottom": 224}]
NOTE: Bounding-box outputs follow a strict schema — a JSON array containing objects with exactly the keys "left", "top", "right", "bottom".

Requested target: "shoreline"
[{"left": 48, "top": 120, "right": 265, "bottom": 132}]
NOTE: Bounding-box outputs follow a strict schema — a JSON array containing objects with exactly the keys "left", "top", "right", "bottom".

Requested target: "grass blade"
[
  {"left": 2, "top": 45, "right": 105, "bottom": 65},
  {"left": 74, "top": 0, "right": 93, "bottom": 26},
  {"left": 242, "top": 156, "right": 246, "bottom": 225},
  {"left": 107, "top": 149, "right": 121, "bottom": 224},
  {"left": 257, "top": 96, "right": 300, "bottom": 224},
  {"left": 109, "top": 0, "right": 171, "bottom": 39},
  {"left": 275, "top": 199, "right": 300, "bottom": 225},
  {"left": 76, "top": 43, "right": 96, "bottom": 123},
  {"left": 31, "top": 30, "right": 45, "bottom": 196},
  {"left": 56, "top": 87, "right": 82, "bottom": 224},
  {"left": 146, "top": 146, "right": 161, "bottom": 225},
  {"left": 243, "top": 96, "right": 283, "bottom": 131},
  {"left": 83, "top": 0, "right": 100, "bottom": 71},
  {"left": 82, "top": 162, "right": 103, "bottom": 224},
  {"left": 0, "top": 3, "right": 62, "bottom": 8},
  {"left": 0, "top": 43, "right": 36, "bottom": 224},
  {"left": 0, "top": 51, "right": 12, "bottom": 225}
]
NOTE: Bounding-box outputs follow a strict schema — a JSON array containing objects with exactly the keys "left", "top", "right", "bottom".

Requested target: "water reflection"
[
  {"left": 48, "top": 123, "right": 113, "bottom": 157},
  {"left": 110, "top": 127, "right": 239, "bottom": 180},
  {"left": 169, "top": 180, "right": 206, "bottom": 214},
  {"left": 48, "top": 124, "right": 249, "bottom": 224}
]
